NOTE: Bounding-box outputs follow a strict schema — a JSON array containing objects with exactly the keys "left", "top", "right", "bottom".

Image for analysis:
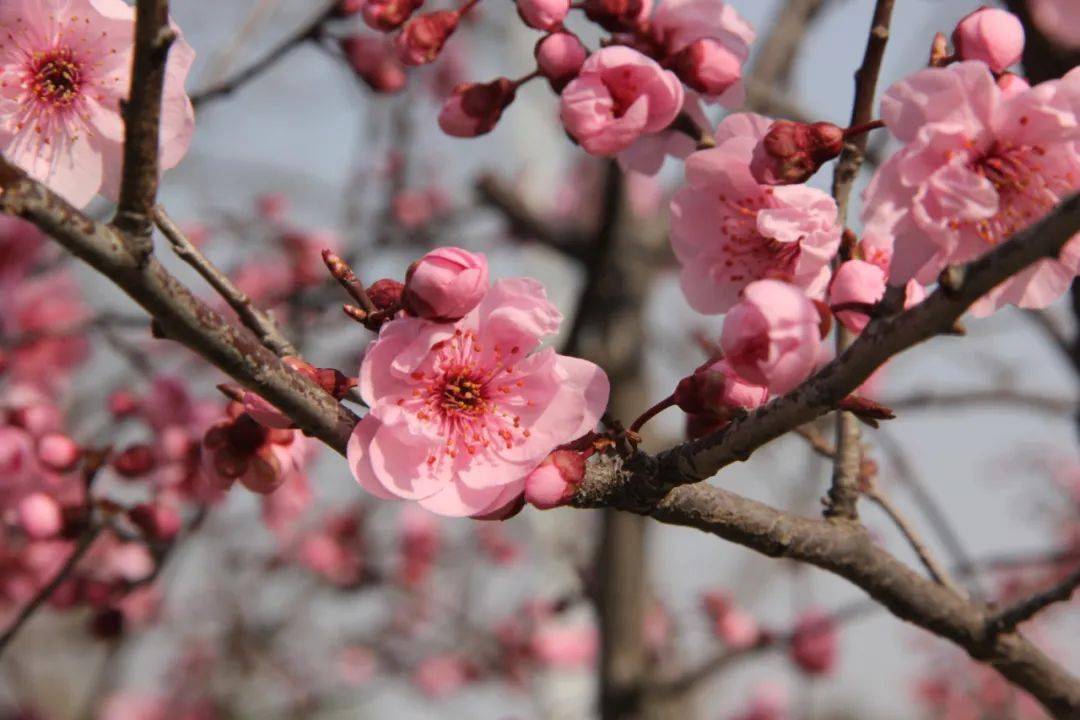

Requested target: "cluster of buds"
[{"left": 201, "top": 403, "right": 302, "bottom": 495}]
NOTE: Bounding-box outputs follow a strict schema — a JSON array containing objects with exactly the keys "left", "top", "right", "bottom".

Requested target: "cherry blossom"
[
  {"left": 348, "top": 278, "right": 609, "bottom": 517},
  {"left": 671, "top": 113, "right": 842, "bottom": 313},
  {"left": 0, "top": 0, "right": 195, "bottom": 207},
  {"left": 560, "top": 46, "right": 684, "bottom": 157},
  {"left": 862, "top": 61, "right": 1080, "bottom": 315}
]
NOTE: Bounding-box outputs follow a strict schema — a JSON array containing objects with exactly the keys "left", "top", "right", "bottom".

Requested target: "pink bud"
[
  {"left": 107, "top": 390, "right": 140, "bottom": 418},
  {"left": 750, "top": 120, "right": 845, "bottom": 186},
  {"left": 674, "top": 359, "right": 768, "bottom": 418},
  {"left": 362, "top": 0, "right": 423, "bottom": 31},
  {"left": 827, "top": 259, "right": 886, "bottom": 334},
  {"left": 720, "top": 280, "right": 822, "bottom": 396},
  {"left": 789, "top": 610, "right": 838, "bottom": 676},
  {"left": 395, "top": 10, "right": 460, "bottom": 66},
  {"left": 36, "top": 433, "right": 80, "bottom": 472},
  {"left": 341, "top": 36, "right": 408, "bottom": 94},
  {"left": 670, "top": 38, "right": 742, "bottom": 97},
  {"left": 367, "top": 278, "right": 405, "bottom": 310},
  {"left": 112, "top": 444, "right": 157, "bottom": 478},
  {"left": 18, "top": 493, "right": 63, "bottom": 540},
  {"left": 524, "top": 450, "right": 586, "bottom": 509},
  {"left": 517, "top": 0, "right": 569, "bottom": 30},
  {"left": 438, "top": 78, "right": 517, "bottom": 137},
  {"left": 535, "top": 33, "right": 587, "bottom": 91},
  {"left": 952, "top": 7, "right": 1025, "bottom": 73},
  {"left": 402, "top": 247, "right": 489, "bottom": 321}
]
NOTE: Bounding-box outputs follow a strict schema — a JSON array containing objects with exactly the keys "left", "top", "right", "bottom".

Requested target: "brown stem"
[
  {"left": 113, "top": 0, "right": 176, "bottom": 249},
  {"left": 629, "top": 394, "right": 676, "bottom": 434},
  {"left": 825, "top": 0, "right": 896, "bottom": 520},
  {"left": 153, "top": 206, "right": 297, "bottom": 357}
]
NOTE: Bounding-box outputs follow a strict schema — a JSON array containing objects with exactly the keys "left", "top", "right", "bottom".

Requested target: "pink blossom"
[
  {"left": 702, "top": 590, "right": 761, "bottom": 649},
  {"left": 201, "top": 411, "right": 309, "bottom": 495},
  {"left": 862, "top": 62, "right": 1080, "bottom": 316},
  {"left": 438, "top": 79, "right": 517, "bottom": 138},
  {"left": 651, "top": 0, "right": 754, "bottom": 106},
  {"left": 36, "top": 432, "right": 80, "bottom": 472},
  {"left": 395, "top": 10, "right": 460, "bottom": 66},
  {"left": 536, "top": 33, "right": 587, "bottom": 92},
  {"left": 413, "top": 654, "right": 471, "bottom": 698},
  {"left": 720, "top": 280, "right": 822, "bottom": 395},
  {"left": 0, "top": 0, "right": 195, "bottom": 208},
  {"left": 731, "top": 683, "right": 790, "bottom": 720},
  {"left": 560, "top": 46, "right": 684, "bottom": 157},
  {"left": 616, "top": 91, "right": 708, "bottom": 175},
  {"left": 952, "top": 8, "right": 1025, "bottom": 74},
  {"left": 17, "top": 492, "right": 62, "bottom": 540},
  {"left": 530, "top": 621, "right": 599, "bottom": 667},
  {"left": 828, "top": 260, "right": 885, "bottom": 334},
  {"left": 402, "top": 247, "right": 490, "bottom": 321},
  {"left": 517, "top": 0, "right": 570, "bottom": 30},
  {"left": 1030, "top": 0, "right": 1080, "bottom": 50},
  {"left": 789, "top": 609, "right": 839, "bottom": 676},
  {"left": 349, "top": 278, "right": 609, "bottom": 517},
  {"left": 341, "top": 35, "right": 407, "bottom": 94},
  {"left": 400, "top": 505, "right": 440, "bottom": 585},
  {"left": 524, "top": 450, "right": 586, "bottom": 509},
  {"left": 671, "top": 113, "right": 841, "bottom": 313}
]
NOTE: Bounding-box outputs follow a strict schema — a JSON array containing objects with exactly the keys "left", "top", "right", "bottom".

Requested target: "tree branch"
[
  {"left": 887, "top": 388, "right": 1074, "bottom": 415},
  {"left": 989, "top": 566, "right": 1080, "bottom": 635},
  {"left": 825, "top": 0, "right": 896, "bottom": 520},
  {"left": 113, "top": 0, "right": 177, "bottom": 246},
  {"left": 153, "top": 205, "right": 297, "bottom": 357}
]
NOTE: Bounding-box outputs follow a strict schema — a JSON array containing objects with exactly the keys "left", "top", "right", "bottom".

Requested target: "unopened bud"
[
  {"left": 112, "top": 444, "right": 157, "bottom": 478},
  {"left": 581, "top": 0, "right": 645, "bottom": 32},
  {"left": 438, "top": 78, "right": 517, "bottom": 138},
  {"left": 37, "top": 433, "right": 81, "bottom": 472},
  {"left": 670, "top": 38, "right": 742, "bottom": 97},
  {"left": 395, "top": 10, "right": 460, "bottom": 66},
  {"left": 535, "top": 33, "right": 586, "bottom": 92},
  {"left": 366, "top": 278, "right": 404, "bottom": 311},
  {"left": 524, "top": 450, "right": 586, "bottom": 509},
  {"left": 341, "top": 36, "right": 407, "bottom": 94},
  {"left": 750, "top": 120, "right": 844, "bottom": 185},
  {"left": 362, "top": 0, "right": 423, "bottom": 31}
]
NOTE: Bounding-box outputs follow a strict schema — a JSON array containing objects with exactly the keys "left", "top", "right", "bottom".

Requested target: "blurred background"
[{"left": 1, "top": 0, "right": 1078, "bottom": 718}]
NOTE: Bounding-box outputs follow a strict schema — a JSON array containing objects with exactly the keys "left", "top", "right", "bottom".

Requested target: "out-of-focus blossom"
[{"left": 1030, "top": 0, "right": 1080, "bottom": 50}]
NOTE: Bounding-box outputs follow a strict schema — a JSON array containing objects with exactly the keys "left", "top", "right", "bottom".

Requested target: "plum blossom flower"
[
  {"left": 671, "top": 113, "right": 842, "bottom": 313},
  {"left": 789, "top": 609, "right": 839, "bottom": 675},
  {"left": 0, "top": 0, "right": 195, "bottom": 208},
  {"left": 720, "top": 280, "right": 822, "bottom": 395},
  {"left": 560, "top": 46, "right": 684, "bottom": 157},
  {"left": 651, "top": 0, "right": 754, "bottom": 106},
  {"left": 348, "top": 278, "right": 609, "bottom": 517},
  {"left": 861, "top": 62, "right": 1080, "bottom": 316}
]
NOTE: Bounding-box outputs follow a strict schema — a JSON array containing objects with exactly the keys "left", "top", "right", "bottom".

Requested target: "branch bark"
[{"left": 113, "top": 0, "right": 176, "bottom": 245}]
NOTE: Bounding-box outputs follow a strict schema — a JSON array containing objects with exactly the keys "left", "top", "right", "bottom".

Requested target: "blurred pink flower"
[
  {"left": 1030, "top": 0, "right": 1080, "bottom": 50},
  {"left": 413, "top": 654, "right": 471, "bottom": 698},
  {"left": 789, "top": 609, "right": 839, "bottom": 676},
  {"left": 530, "top": 621, "right": 599, "bottom": 668}
]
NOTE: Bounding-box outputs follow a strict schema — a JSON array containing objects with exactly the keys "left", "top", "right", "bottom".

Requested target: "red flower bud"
[
  {"left": 582, "top": 0, "right": 645, "bottom": 32},
  {"left": 107, "top": 390, "right": 140, "bottom": 419},
  {"left": 750, "top": 120, "right": 844, "bottom": 185},
  {"left": 438, "top": 78, "right": 517, "bottom": 137},
  {"left": 362, "top": 0, "right": 423, "bottom": 31},
  {"left": 341, "top": 36, "right": 407, "bottom": 94},
  {"left": 395, "top": 10, "right": 460, "bottom": 66},
  {"left": 315, "top": 367, "right": 358, "bottom": 400},
  {"left": 366, "top": 278, "right": 405, "bottom": 311},
  {"left": 112, "top": 444, "right": 157, "bottom": 478}
]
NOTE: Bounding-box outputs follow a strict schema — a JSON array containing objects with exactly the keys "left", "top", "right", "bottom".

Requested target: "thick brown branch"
[
  {"left": 153, "top": 206, "right": 297, "bottom": 357},
  {"left": 580, "top": 193, "right": 1080, "bottom": 511},
  {"left": 113, "top": 0, "right": 176, "bottom": 245},
  {"left": 0, "top": 159, "right": 356, "bottom": 454}
]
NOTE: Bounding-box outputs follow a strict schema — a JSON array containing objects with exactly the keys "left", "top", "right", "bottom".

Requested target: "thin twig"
[
  {"left": 794, "top": 423, "right": 836, "bottom": 459},
  {"left": 191, "top": 2, "right": 337, "bottom": 109},
  {"left": 825, "top": 0, "right": 896, "bottom": 521},
  {"left": 989, "top": 566, "right": 1080, "bottom": 634},
  {"left": 153, "top": 206, "right": 297, "bottom": 357},
  {"left": 865, "top": 480, "right": 963, "bottom": 594},
  {"left": 0, "top": 524, "right": 103, "bottom": 659},
  {"left": 113, "top": 0, "right": 177, "bottom": 248},
  {"left": 887, "top": 388, "right": 1074, "bottom": 415}
]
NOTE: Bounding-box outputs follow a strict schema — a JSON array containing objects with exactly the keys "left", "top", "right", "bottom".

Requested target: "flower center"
[
  {"left": 439, "top": 373, "right": 488, "bottom": 416},
  {"left": 29, "top": 50, "right": 83, "bottom": 108}
]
